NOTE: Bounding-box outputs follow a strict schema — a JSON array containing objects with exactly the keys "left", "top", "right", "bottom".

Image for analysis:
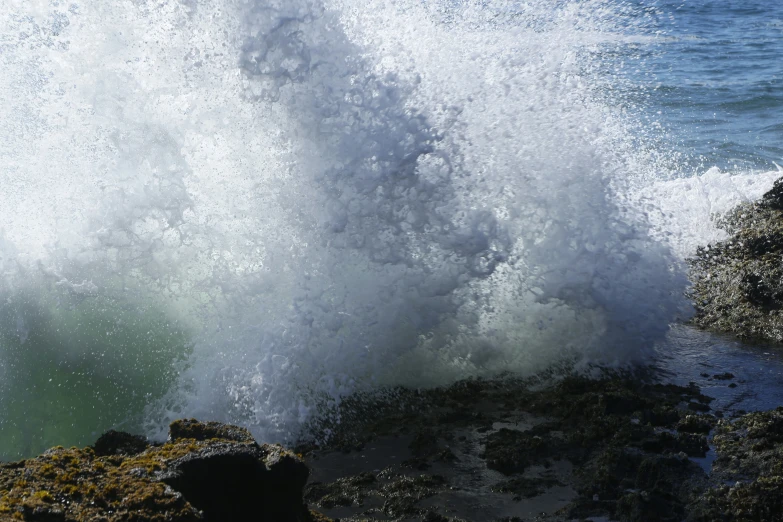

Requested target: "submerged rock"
[
  {"left": 0, "top": 420, "right": 326, "bottom": 522},
  {"left": 689, "top": 176, "right": 783, "bottom": 342}
]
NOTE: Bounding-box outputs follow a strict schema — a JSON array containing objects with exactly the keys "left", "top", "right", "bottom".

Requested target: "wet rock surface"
[
  {"left": 689, "top": 176, "right": 783, "bottom": 342},
  {"left": 297, "top": 373, "right": 751, "bottom": 522},
  {"left": 687, "top": 407, "right": 783, "bottom": 521},
  {"left": 0, "top": 420, "right": 323, "bottom": 522},
  {"left": 4, "top": 376, "right": 783, "bottom": 521}
]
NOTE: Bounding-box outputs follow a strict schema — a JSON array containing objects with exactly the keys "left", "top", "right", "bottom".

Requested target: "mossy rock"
[
  {"left": 168, "top": 419, "right": 255, "bottom": 443},
  {"left": 0, "top": 420, "right": 323, "bottom": 522}
]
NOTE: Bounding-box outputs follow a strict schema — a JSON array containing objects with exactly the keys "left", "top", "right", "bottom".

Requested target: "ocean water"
[
  {"left": 0, "top": 0, "right": 780, "bottom": 459},
  {"left": 633, "top": 0, "right": 783, "bottom": 173}
]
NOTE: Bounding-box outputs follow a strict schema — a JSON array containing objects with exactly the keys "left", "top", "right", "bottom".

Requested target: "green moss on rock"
[{"left": 0, "top": 421, "right": 328, "bottom": 522}]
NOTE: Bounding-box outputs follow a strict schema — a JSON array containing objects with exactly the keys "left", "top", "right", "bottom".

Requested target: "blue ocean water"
[{"left": 633, "top": 0, "right": 783, "bottom": 172}]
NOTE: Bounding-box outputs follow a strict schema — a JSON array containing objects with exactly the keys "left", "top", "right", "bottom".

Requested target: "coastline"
[
  {"left": 6, "top": 177, "right": 783, "bottom": 521},
  {"left": 3, "top": 368, "right": 783, "bottom": 521}
]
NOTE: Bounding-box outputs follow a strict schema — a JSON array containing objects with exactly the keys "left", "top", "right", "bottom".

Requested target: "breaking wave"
[{"left": 1, "top": 0, "right": 689, "bottom": 456}]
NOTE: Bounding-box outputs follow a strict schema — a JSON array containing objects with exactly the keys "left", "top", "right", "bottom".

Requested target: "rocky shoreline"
[
  {"left": 3, "top": 372, "right": 783, "bottom": 521},
  {"left": 298, "top": 373, "right": 782, "bottom": 522},
  {"left": 5, "top": 180, "right": 783, "bottom": 521},
  {"left": 0, "top": 419, "right": 326, "bottom": 521},
  {"left": 690, "top": 176, "right": 783, "bottom": 343}
]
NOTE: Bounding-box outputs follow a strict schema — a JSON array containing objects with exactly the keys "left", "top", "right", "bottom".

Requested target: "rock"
[
  {"left": 302, "top": 374, "right": 718, "bottom": 521},
  {"left": 380, "top": 474, "right": 446, "bottom": 518},
  {"left": 168, "top": 418, "right": 256, "bottom": 443},
  {"left": 159, "top": 442, "right": 310, "bottom": 521},
  {"left": 677, "top": 415, "right": 714, "bottom": 435},
  {"left": 760, "top": 177, "right": 783, "bottom": 210},
  {"left": 482, "top": 428, "right": 549, "bottom": 475},
  {"left": 689, "top": 177, "right": 783, "bottom": 342},
  {"left": 305, "top": 472, "right": 377, "bottom": 509},
  {"left": 687, "top": 408, "right": 783, "bottom": 520},
  {"left": 92, "top": 430, "right": 149, "bottom": 457},
  {"left": 491, "top": 476, "right": 561, "bottom": 500},
  {"left": 0, "top": 420, "right": 325, "bottom": 522}
]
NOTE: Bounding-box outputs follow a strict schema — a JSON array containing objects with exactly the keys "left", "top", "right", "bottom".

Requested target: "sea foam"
[{"left": 1, "top": 0, "right": 690, "bottom": 453}]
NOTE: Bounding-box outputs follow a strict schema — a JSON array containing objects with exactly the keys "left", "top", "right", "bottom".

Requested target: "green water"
[{"left": 0, "top": 286, "right": 192, "bottom": 459}]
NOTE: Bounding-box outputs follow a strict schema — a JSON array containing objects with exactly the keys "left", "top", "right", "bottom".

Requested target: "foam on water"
[
  {"left": 0, "top": 0, "right": 700, "bottom": 455},
  {"left": 641, "top": 166, "right": 783, "bottom": 259}
]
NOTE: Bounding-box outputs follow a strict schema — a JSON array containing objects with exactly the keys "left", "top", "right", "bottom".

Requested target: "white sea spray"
[{"left": 0, "top": 0, "right": 704, "bottom": 453}]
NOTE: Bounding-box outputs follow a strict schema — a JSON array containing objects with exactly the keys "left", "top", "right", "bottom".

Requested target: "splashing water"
[{"left": 0, "top": 0, "right": 689, "bottom": 457}]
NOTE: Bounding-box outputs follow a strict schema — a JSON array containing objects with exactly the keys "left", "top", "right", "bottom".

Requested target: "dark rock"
[
  {"left": 688, "top": 408, "right": 783, "bottom": 520},
  {"left": 637, "top": 432, "right": 709, "bottom": 458},
  {"left": 422, "top": 511, "right": 450, "bottom": 522},
  {"left": 677, "top": 415, "right": 714, "bottom": 434},
  {"left": 617, "top": 490, "right": 682, "bottom": 522},
  {"left": 689, "top": 176, "right": 783, "bottom": 342},
  {"left": 402, "top": 456, "right": 431, "bottom": 470},
  {"left": 409, "top": 430, "right": 439, "bottom": 455},
  {"left": 160, "top": 442, "right": 310, "bottom": 522},
  {"left": 435, "top": 448, "right": 458, "bottom": 462},
  {"left": 305, "top": 472, "right": 377, "bottom": 509},
  {"left": 92, "top": 430, "right": 149, "bottom": 457},
  {"left": 712, "top": 372, "right": 735, "bottom": 381},
  {"left": 760, "top": 177, "right": 783, "bottom": 210},
  {"left": 689, "top": 477, "right": 783, "bottom": 521},
  {"left": 168, "top": 418, "right": 256, "bottom": 443},
  {"left": 491, "top": 476, "right": 560, "bottom": 500},
  {"left": 740, "top": 272, "right": 781, "bottom": 309},
  {"left": 380, "top": 475, "right": 446, "bottom": 518},
  {"left": 482, "top": 428, "right": 548, "bottom": 475},
  {"left": 300, "top": 374, "right": 718, "bottom": 521},
  {"left": 0, "top": 420, "right": 321, "bottom": 522},
  {"left": 687, "top": 401, "right": 711, "bottom": 413}
]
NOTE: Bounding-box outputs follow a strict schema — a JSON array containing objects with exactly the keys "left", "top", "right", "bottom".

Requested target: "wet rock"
[
  {"left": 760, "top": 178, "right": 783, "bottom": 210},
  {"left": 434, "top": 448, "right": 458, "bottom": 463},
  {"left": 0, "top": 420, "right": 322, "bottom": 522},
  {"left": 305, "top": 472, "right": 377, "bottom": 509},
  {"left": 491, "top": 476, "right": 561, "bottom": 500},
  {"left": 409, "top": 430, "right": 439, "bottom": 456},
  {"left": 616, "top": 489, "right": 682, "bottom": 522},
  {"left": 688, "top": 408, "right": 783, "bottom": 520},
  {"left": 637, "top": 431, "right": 709, "bottom": 458},
  {"left": 380, "top": 474, "right": 446, "bottom": 518},
  {"left": 160, "top": 442, "right": 310, "bottom": 521},
  {"left": 305, "top": 470, "right": 449, "bottom": 520},
  {"left": 482, "top": 428, "right": 549, "bottom": 475},
  {"left": 168, "top": 418, "right": 255, "bottom": 443},
  {"left": 677, "top": 415, "right": 714, "bottom": 435},
  {"left": 687, "top": 401, "right": 711, "bottom": 413},
  {"left": 300, "top": 374, "right": 721, "bottom": 521},
  {"left": 422, "top": 511, "right": 450, "bottom": 522},
  {"left": 690, "top": 477, "right": 783, "bottom": 522},
  {"left": 689, "top": 177, "right": 783, "bottom": 342},
  {"left": 92, "top": 430, "right": 149, "bottom": 457}
]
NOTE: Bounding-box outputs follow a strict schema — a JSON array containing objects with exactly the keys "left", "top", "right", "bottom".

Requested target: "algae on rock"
[{"left": 0, "top": 419, "right": 324, "bottom": 522}]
